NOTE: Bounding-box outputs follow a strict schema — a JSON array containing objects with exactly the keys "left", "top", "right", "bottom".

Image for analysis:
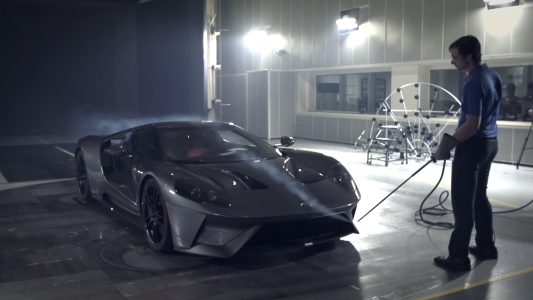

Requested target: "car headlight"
[
  {"left": 326, "top": 163, "right": 361, "bottom": 199},
  {"left": 174, "top": 179, "right": 233, "bottom": 208}
]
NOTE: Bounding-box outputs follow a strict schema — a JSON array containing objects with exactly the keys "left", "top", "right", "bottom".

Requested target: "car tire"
[
  {"left": 141, "top": 179, "right": 173, "bottom": 253},
  {"left": 76, "top": 151, "right": 93, "bottom": 202}
]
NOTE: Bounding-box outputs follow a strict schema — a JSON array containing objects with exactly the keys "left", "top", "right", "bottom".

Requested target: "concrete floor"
[{"left": 1, "top": 135, "right": 532, "bottom": 299}]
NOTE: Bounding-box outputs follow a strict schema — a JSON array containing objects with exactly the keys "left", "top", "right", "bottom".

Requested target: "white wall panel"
[
  {"left": 312, "top": 116, "right": 326, "bottom": 139},
  {"left": 236, "top": 75, "right": 247, "bottom": 128},
  {"left": 301, "top": 115, "right": 313, "bottom": 138},
  {"left": 421, "top": 0, "right": 443, "bottom": 60},
  {"left": 261, "top": 0, "right": 272, "bottom": 70},
  {"left": 270, "top": 71, "right": 280, "bottom": 138},
  {"left": 220, "top": 0, "right": 235, "bottom": 75},
  {"left": 247, "top": 72, "right": 258, "bottom": 135},
  {"left": 325, "top": 117, "right": 339, "bottom": 141},
  {"left": 280, "top": 72, "right": 297, "bottom": 137},
  {"left": 221, "top": 76, "right": 235, "bottom": 123},
  {"left": 512, "top": 7, "right": 533, "bottom": 54},
  {"left": 221, "top": 75, "right": 247, "bottom": 128},
  {"left": 270, "top": 0, "right": 281, "bottom": 70},
  {"left": 351, "top": 119, "right": 367, "bottom": 143},
  {"left": 485, "top": 7, "right": 511, "bottom": 56},
  {"left": 338, "top": 118, "right": 352, "bottom": 143},
  {"left": 301, "top": 2, "right": 314, "bottom": 69},
  {"left": 443, "top": 0, "right": 466, "bottom": 58},
  {"left": 403, "top": 0, "right": 422, "bottom": 62},
  {"left": 295, "top": 115, "right": 303, "bottom": 136},
  {"left": 340, "top": 33, "right": 353, "bottom": 66},
  {"left": 234, "top": 0, "right": 246, "bottom": 74},
  {"left": 326, "top": 0, "right": 340, "bottom": 67},
  {"left": 385, "top": 0, "right": 403, "bottom": 63},
  {"left": 466, "top": 0, "right": 484, "bottom": 52},
  {"left": 368, "top": 0, "right": 386, "bottom": 64},
  {"left": 257, "top": 71, "right": 269, "bottom": 138},
  {"left": 314, "top": 0, "right": 328, "bottom": 68},
  {"left": 253, "top": 0, "right": 262, "bottom": 70},
  {"left": 353, "top": 7, "right": 369, "bottom": 65},
  {"left": 280, "top": 0, "right": 291, "bottom": 70},
  {"left": 244, "top": 1, "right": 254, "bottom": 71},
  {"left": 291, "top": 0, "right": 303, "bottom": 69},
  {"left": 340, "top": 0, "right": 355, "bottom": 66},
  {"left": 514, "top": 128, "right": 533, "bottom": 165}
]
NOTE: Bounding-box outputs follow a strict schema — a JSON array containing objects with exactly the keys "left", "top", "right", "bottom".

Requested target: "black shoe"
[
  {"left": 434, "top": 256, "right": 471, "bottom": 271},
  {"left": 468, "top": 245, "right": 498, "bottom": 260}
]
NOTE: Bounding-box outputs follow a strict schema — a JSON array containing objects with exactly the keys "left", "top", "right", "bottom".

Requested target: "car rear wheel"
[
  {"left": 141, "top": 179, "right": 173, "bottom": 253},
  {"left": 76, "top": 151, "right": 92, "bottom": 202}
]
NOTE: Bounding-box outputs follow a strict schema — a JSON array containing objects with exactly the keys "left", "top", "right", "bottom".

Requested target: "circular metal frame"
[{"left": 366, "top": 82, "right": 462, "bottom": 160}]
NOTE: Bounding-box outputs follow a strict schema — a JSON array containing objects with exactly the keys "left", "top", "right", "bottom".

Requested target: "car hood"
[
  {"left": 161, "top": 157, "right": 358, "bottom": 217},
  {"left": 183, "top": 157, "right": 325, "bottom": 189}
]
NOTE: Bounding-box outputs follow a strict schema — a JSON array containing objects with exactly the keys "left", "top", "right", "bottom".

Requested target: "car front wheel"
[{"left": 141, "top": 179, "right": 173, "bottom": 253}]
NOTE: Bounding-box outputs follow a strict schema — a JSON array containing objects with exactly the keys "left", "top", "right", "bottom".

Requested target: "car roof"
[
  {"left": 152, "top": 121, "right": 231, "bottom": 128},
  {"left": 107, "top": 121, "right": 241, "bottom": 138}
]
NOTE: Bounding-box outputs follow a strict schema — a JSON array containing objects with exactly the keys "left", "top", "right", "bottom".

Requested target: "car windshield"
[{"left": 157, "top": 123, "right": 281, "bottom": 163}]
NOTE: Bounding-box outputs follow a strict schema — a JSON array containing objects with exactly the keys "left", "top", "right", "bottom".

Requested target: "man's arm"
[{"left": 452, "top": 114, "right": 481, "bottom": 143}]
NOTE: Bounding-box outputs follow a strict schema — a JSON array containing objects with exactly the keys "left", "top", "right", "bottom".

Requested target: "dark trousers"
[{"left": 449, "top": 137, "right": 498, "bottom": 259}]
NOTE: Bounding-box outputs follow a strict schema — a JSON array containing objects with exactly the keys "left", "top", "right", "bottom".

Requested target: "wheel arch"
[{"left": 138, "top": 175, "right": 156, "bottom": 213}]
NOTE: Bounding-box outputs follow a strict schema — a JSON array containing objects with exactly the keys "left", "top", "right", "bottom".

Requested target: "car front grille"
[{"left": 244, "top": 214, "right": 355, "bottom": 247}]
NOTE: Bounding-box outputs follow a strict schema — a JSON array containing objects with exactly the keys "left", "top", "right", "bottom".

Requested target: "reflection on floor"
[{"left": 0, "top": 136, "right": 532, "bottom": 299}]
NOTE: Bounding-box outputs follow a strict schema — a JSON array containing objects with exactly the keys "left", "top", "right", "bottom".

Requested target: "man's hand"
[{"left": 434, "top": 133, "right": 459, "bottom": 160}]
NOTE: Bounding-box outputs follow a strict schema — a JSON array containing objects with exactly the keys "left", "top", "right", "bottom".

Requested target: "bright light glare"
[
  {"left": 245, "top": 29, "right": 268, "bottom": 50},
  {"left": 268, "top": 34, "right": 284, "bottom": 50},
  {"left": 346, "top": 22, "right": 372, "bottom": 46},
  {"left": 347, "top": 31, "right": 366, "bottom": 46},
  {"left": 484, "top": 0, "right": 514, "bottom": 5},
  {"left": 336, "top": 18, "right": 358, "bottom": 30}
]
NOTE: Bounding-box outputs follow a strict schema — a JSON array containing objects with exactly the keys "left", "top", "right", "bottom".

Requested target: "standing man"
[{"left": 433, "top": 35, "right": 502, "bottom": 271}]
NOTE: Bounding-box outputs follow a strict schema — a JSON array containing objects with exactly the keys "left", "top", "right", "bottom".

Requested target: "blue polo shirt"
[{"left": 458, "top": 64, "right": 502, "bottom": 138}]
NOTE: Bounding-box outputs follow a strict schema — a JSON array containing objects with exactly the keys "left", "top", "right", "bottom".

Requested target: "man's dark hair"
[{"left": 449, "top": 35, "right": 482, "bottom": 65}]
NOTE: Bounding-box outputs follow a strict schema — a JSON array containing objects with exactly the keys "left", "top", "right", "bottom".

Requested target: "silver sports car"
[{"left": 75, "top": 121, "right": 361, "bottom": 258}]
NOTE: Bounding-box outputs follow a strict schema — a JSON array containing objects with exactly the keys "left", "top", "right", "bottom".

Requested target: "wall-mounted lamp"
[
  {"left": 337, "top": 8, "right": 360, "bottom": 34},
  {"left": 484, "top": 0, "right": 520, "bottom": 9}
]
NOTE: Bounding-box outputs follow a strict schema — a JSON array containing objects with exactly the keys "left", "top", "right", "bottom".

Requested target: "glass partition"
[{"left": 316, "top": 72, "right": 391, "bottom": 114}]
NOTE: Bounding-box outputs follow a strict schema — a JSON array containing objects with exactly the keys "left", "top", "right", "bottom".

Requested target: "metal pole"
[{"left": 516, "top": 120, "right": 533, "bottom": 170}]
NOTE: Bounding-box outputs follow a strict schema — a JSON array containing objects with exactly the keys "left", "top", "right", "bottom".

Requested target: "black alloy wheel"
[
  {"left": 141, "top": 179, "right": 173, "bottom": 252},
  {"left": 76, "top": 152, "right": 92, "bottom": 201}
]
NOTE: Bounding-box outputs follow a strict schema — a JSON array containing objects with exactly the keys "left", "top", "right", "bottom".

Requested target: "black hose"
[
  {"left": 416, "top": 160, "right": 533, "bottom": 228},
  {"left": 358, "top": 157, "right": 533, "bottom": 227}
]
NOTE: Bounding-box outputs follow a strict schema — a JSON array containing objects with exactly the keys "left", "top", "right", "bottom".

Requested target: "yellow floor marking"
[
  {"left": 414, "top": 266, "right": 533, "bottom": 300},
  {"left": 298, "top": 147, "right": 533, "bottom": 212}
]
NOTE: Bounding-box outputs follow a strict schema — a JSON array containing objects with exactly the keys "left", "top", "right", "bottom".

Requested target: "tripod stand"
[{"left": 516, "top": 117, "right": 533, "bottom": 169}]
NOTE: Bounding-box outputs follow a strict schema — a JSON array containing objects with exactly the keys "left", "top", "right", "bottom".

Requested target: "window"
[
  {"left": 157, "top": 124, "right": 280, "bottom": 162},
  {"left": 134, "top": 129, "right": 156, "bottom": 157},
  {"left": 110, "top": 131, "right": 133, "bottom": 146},
  {"left": 430, "top": 65, "right": 533, "bottom": 121},
  {"left": 316, "top": 72, "right": 392, "bottom": 114}
]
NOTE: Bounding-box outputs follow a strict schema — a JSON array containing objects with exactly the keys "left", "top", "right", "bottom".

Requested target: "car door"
[
  {"left": 126, "top": 128, "right": 158, "bottom": 205},
  {"left": 106, "top": 131, "right": 138, "bottom": 211}
]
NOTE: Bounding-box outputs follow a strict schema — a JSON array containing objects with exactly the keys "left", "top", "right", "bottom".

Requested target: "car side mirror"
[
  {"left": 104, "top": 144, "right": 128, "bottom": 157},
  {"left": 276, "top": 136, "right": 295, "bottom": 147}
]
